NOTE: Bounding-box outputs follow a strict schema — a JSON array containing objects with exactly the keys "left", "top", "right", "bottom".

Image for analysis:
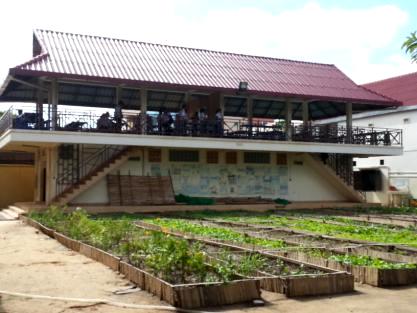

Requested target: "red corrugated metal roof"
[
  {"left": 10, "top": 29, "right": 398, "bottom": 105},
  {"left": 362, "top": 71, "right": 417, "bottom": 106}
]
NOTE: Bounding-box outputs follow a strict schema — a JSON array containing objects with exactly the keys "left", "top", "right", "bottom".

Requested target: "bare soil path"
[{"left": 0, "top": 221, "right": 416, "bottom": 313}]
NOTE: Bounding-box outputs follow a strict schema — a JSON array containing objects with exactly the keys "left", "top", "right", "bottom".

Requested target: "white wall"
[
  {"left": 350, "top": 108, "right": 417, "bottom": 198},
  {"left": 71, "top": 148, "right": 349, "bottom": 204},
  {"left": 287, "top": 154, "right": 346, "bottom": 202},
  {"left": 72, "top": 178, "right": 109, "bottom": 204}
]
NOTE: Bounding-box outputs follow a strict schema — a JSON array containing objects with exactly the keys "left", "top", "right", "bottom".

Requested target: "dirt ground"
[{"left": 0, "top": 221, "right": 416, "bottom": 313}]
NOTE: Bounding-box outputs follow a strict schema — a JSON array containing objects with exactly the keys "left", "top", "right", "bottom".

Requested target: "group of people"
[
  {"left": 96, "top": 101, "right": 224, "bottom": 135},
  {"left": 96, "top": 101, "right": 125, "bottom": 131},
  {"left": 157, "top": 105, "right": 224, "bottom": 135}
]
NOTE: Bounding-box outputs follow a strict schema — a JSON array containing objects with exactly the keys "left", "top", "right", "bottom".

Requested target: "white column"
[
  {"left": 285, "top": 100, "right": 293, "bottom": 141},
  {"left": 140, "top": 88, "right": 147, "bottom": 133},
  {"left": 51, "top": 79, "right": 58, "bottom": 130},
  {"left": 346, "top": 102, "right": 353, "bottom": 143},
  {"left": 302, "top": 100, "right": 309, "bottom": 124}
]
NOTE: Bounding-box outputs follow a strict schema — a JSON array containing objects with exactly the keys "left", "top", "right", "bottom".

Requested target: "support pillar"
[
  {"left": 140, "top": 88, "right": 147, "bottom": 133},
  {"left": 115, "top": 86, "right": 122, "bottom": 104},
  {"left": 247, "top": 96, "right": 253, "bottom": 136},
  {"left": 45, "top": 147, "right": 58, "bottom": 204},
  {"left": 346, "top": 102, "right": 353, "bottom": 143},
  {"left": 50, "top": 79, "right": 58, "bottom": 130},
  {"left": 285, "top": 100, "right": 293, "bottom": 141},
  {"left": 302, "top": 100, "right": 309, "bottom": 124},
  {"left": 219, "top": 93, "right": 225, "bottom": 116},
  {"left": 36, "top": 80, "right": 44, "bottom": 129}
]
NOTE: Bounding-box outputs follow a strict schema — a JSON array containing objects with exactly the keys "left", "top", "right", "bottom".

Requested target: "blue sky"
[{"left": 0, "top": 0, "right": 416, "bottom": 99}]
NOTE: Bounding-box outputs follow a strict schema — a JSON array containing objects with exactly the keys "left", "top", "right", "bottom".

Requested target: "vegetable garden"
[{"left": 22, "top": 207, "right": 417, "bottom": 308}]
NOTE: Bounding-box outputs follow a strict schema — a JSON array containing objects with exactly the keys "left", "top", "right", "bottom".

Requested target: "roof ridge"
[
  {"left": 13, "top": 52, "right": 49, "bottom": 70},
  {"left": 33, "top": 28, "right": 336, "bottom": 68},
  {"left": 362, "top": 71, "right": 417, "bottom": 86}
]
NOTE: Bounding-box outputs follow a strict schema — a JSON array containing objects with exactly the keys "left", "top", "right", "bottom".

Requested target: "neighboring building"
[
  {"left": 318, "top": 72, "right": 417, "bottom": 205},
  {"left": 0, "top": 30, "right": 403, "bottom": 210}
]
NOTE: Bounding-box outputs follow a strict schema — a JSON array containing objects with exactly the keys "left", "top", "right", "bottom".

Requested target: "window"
[
  {"left": 404, "top": 118, "right": 410, "bottom": 124},
  {"left": 380, "top": 159, "right": 384, "bottom": 166},
  {"left": 244, "top": 152, "right": 270, "bottom": 164},
  {"left": 206, "top": 151, "right": 219, "bottom": 164},
  {"left": 225, "top": 151, "right": 238, "bottom": 164},
  {"left": 276, "top": 153, "right": 287, "bottom": 165},
  {"left": 368, "top": 123, "right": 374, "bottom": 127},
  {"left": 353, "top": 161, "right": 357, "bottom": 167},
  {"left": 169, "top": 150, "right": 199, "bottom": 162},
  {"left": 148, "top": 149, "right": 161, "bottom": 162}
]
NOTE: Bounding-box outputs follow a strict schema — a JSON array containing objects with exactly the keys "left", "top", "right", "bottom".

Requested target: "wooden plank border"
[{"left": 20, "top": 216, "right": 261, "bottom": 309}]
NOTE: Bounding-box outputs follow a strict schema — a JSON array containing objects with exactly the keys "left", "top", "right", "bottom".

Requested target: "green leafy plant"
[{"left": 143, "top": 217, "right": 286, "bottom": 249}]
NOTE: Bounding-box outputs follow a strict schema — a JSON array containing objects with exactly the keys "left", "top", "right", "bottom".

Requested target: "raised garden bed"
[
  {"left": 141, "top": 217, "right": 417, "bottom": 288},
  {"left": 271, "top": 249, "right": 417, "bottom": 287},
  {"left": 202, "top": 216, "right": 417, "bottom": 260},
  {"left": 135, "top": 220, "right": 355, "bottom": 297},
  {"left": 21, "top": 211, "right": 262, "bottom": 309}
]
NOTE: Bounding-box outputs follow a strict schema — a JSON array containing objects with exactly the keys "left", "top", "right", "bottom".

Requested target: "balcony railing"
[{"left": 0, "top": 106, "right": 402, "bottom": 147}]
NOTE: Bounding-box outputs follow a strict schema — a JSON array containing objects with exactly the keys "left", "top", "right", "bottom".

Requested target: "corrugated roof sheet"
[
  {"left": 10, "top": 29, "right": 397, "bottom": 105},
  {"left": 362, "top": 71, "right": 417, "bottom": 106}
]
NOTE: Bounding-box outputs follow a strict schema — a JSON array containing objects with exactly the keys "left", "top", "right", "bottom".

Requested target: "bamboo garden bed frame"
[
  {"left": 135, "top": 220, "right": 354, "bottom": 297},
  {"left": 20, "top": 216, "right": 261, "bottom": 309},
  {"left": 340, "top": 214, "right": 417, "bottom": 229},
  {"left": 145, "top": 218, "right": 417, "bottom": 287},
  {"left": 271, "top": 250, "right": 417, "bottom": 287},
  {"left": 206, "top": 219, "right": 417, "bottom": 262}
]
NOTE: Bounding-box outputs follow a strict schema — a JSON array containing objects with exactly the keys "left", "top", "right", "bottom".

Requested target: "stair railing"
[{"left": 56, "top": 145, "right": 127, "bottom": 196}]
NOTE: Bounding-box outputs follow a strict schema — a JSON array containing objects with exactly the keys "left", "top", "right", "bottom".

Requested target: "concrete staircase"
[
  {"left": 304, "top": 154, "right": 365, "bottom": 203},
  {"left": 0, "top": 206, "right": 25, "bottom": 220},
  {"left": 53, "top": 148, "right": 131, "bottom": 205}
]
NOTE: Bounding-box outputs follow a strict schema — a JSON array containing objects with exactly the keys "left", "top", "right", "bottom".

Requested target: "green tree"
[{"left": 402, "top": 31, "right": 417, "bottom": 63}]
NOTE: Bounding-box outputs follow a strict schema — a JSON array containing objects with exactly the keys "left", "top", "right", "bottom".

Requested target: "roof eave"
[{"left": 7, "top": 68, "right": 400, "bottom": 107}]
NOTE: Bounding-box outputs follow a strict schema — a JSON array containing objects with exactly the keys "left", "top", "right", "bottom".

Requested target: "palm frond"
[{"left": 402, "top": 31, "right": 417, "bottom": 63}]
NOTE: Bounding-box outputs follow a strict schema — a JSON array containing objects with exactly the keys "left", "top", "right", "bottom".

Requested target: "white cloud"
[{"left": 0, "top": 0, "right": 416, "bottom": 96}]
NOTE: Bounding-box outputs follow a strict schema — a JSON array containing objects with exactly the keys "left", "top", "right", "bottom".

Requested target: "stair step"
[
  {"left": 0, "top": 209, "right": 18, "bottom": 220},
  {"left": 8, "top": 205, "right": 26, "bottom": 215}
]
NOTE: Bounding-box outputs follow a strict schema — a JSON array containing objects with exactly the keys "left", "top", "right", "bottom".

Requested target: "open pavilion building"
[{"left": 0, "top": 30, "right": 403, "bottom": 211}]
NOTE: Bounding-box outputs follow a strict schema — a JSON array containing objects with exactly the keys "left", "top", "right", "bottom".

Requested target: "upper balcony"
[{"left": 0, "top": 106, "right": 402, "bottom": 156}]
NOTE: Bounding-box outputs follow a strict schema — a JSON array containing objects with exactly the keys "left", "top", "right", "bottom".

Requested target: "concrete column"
[
  {"left": 140, "top": 88, "right": 147, "bottom": 133},
  {"left": 45, "top": 147, "right": 58, "bottom": 204},
  {"left": 50, "top": 79, "right": 58, "bottom": 130},
  {"left": 183, "top": 92, "right": 190, "bottom": 106},
  {"left": 115, "top": 86, "right": 122, "bottom": 104},
  {"left": 33, "top": 149, "right": 42, "bottom": 202},
  {"left": 285, "top": 100, "right": 293, "bottom": 141},
  {"left": 247, "top": 96, "right": 253, "bottom": 124},
  {"left": 302, "top": 100, "right": 309, "bottom": 124},
  {"left": 247, "top": 96, "right": 254, "bottom": 136},
  {"left": 219, "top": 93, "right": 225, "bottom": 116},
  {"left": 36, "top": 80, "right": 44, "bottom": 128},
  {"left": 346, "top": 102, "right": 353, "bottom": 143}
]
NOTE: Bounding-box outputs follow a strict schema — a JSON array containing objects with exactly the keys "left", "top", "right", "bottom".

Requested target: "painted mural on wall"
[{"left": 150, "top": 163, "right": 288, "bottom": 197}]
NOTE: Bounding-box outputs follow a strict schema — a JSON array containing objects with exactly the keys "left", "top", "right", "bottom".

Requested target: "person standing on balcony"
[
  {"left": 215, "top": 108, "right": 223, "bottom": 136},
  {"left": 198, "top": 107, "right": 208, "bottom": 135},
  {"left": 177, "top": 104, "right": 188, "bottom": 135},
  {"left": 114, "top": 100, "right": 124, "bottom": 132}
]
